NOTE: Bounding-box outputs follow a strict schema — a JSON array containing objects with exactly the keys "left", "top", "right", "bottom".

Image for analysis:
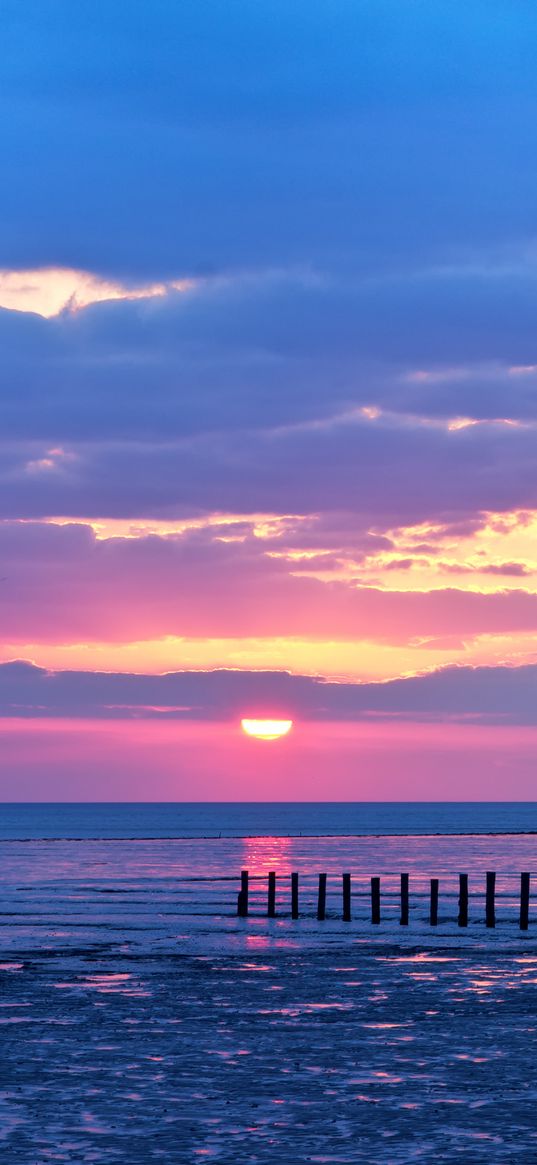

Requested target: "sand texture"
[{"left": 2, "top": 944, "right": 537, "bottom": 1163}]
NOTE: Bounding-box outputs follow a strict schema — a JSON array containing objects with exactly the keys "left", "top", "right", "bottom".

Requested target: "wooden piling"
[
  {"left": 317, "top": 873, "right": 327, "bottom": 921},
  {"left": 233, "top": 866, "right": 533, "bottom": 929},
  {"left": 342, "top": 873, "right": 351, "bottom": 921},
  {"left": 485, "top": 871, "right": 496, "bottom": 928},
  {"left": 520, "top": 872, "right": 530, "bottom": 931},
  {"left": 268, "top": 871, "right": 276, "bottom": 918},
  {"left": 371, "top": 876, "right": 381, "bottom": 924},
  {"left": 237, "top": 868, "right": 249, "bottom": 917},
  {"left": 458, "top": 873, "right": 468, "bottom": 927},
  {"left": 430, "top": 878, "right": 439, "bottom": 926},
  {"left": 400, "top": 873, "right": 409, "bottom": 926}
]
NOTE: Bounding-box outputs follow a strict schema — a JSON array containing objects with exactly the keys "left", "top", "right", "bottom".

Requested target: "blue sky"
[
  {"left": 2, "top": 3, "right": 537, "bottom": 795},
  {"left": 3, "top": 1, "right": 537, "bottom": 277}
]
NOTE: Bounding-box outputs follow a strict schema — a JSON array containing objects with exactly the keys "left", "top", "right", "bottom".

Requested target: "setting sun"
[{"left": 241, "top": 718, "right": 293, "bottom": 741}]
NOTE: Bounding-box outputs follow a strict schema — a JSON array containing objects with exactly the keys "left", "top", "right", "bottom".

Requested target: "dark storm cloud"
[{"left": 1, "top": 658, "right": 536, "bottom": 725}]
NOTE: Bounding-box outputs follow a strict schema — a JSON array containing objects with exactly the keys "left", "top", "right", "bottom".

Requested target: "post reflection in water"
[{"left": 238, "top": 836, "right": 296, "bottom": 923}]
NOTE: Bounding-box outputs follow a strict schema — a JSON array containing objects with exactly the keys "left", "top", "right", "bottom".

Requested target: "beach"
[
  {"left": 1, "top": 805, "right": 537, "bottom": 1161},
  {"left": 2, "top": 944, "right": 537, "bottom": 1162}
]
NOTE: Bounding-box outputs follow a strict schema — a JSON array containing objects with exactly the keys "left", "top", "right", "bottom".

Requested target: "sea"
[
  {"left": 1, "top": 802, "right": 537, "bottom": 953},
  {"left": 3, "top": 800, "right": 537, "bottom": 839},
  {"left": 3, "top": 804, "right": 537, "bottom": 1161}
]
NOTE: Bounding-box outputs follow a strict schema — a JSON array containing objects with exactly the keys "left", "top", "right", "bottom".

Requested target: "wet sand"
[{"left": 2, "top": 943, "right": 537, "bottom": 1163}]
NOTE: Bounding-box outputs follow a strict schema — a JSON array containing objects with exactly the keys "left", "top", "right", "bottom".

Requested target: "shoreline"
[{"left": 4, "top": 828, "right": 537, "bottom": 841}]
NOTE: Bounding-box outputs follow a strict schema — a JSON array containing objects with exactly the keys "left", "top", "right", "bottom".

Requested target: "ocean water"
[
  {"left": 3, "top": 800, "right": 537, "bottom": 839},
  {"left": 1, "top": 803, "right": 536, "bottom": 953},
  {"left": 3, "top": 805, "right": 537, "bottom": 1162}
]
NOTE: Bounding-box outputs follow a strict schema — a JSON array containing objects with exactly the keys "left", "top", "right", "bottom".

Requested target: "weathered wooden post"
[
  {"left": 430, "top": 878, "right": 439, "bottom": 926},
  {"left": 400, "top": 873, "right": 409, "bottom": 926},
  {"left": 317, "top": 873, "right": 327, "bottom": 921},
  {"left": 371, "top": 876, "right": 381, "bottom": 924},
  {"left": 267, "top": 871, "right": 276, "bottom": 917},
  {"left": 485, "top": 871, "right": 496, "bottom": 928},
  {"left": 520, "top": 872, "right": 530, "bottom": 931},
  {"left": 237, "top": 869, "right": 249, "bottom": 917},
  {"left": 458, "top": 873, "right": 468, "bottom": 927},
  {"left": 291, "top": 872, "right": 299, "bottom": 919},
  {"left": 342, "top": 873, "right": 351, "bottom": 921}
]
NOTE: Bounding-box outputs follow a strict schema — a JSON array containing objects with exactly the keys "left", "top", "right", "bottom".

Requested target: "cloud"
[
  {"left": 2, "top": 1, "right": 537, "bottom": 715},
  {"left": 1, "top": 405, "right": 537, "bottom": 528},
  {"left": 1, "top": 658, "right": 536, "bottom": 725},
  {"left": 3, "top": 267, "right": 537, "bottom": 452},
  {"left": 439, "top": 560, "right": 531, "bottom": 577},
  {"left": 2, "top": 520, "right": 537, "bottom": 645},
  {"left": 0, "top": 268, "right": 192, "bottom": 318},
  {"left": 0, "top": 264, "right": 537, "bottom": 544}
]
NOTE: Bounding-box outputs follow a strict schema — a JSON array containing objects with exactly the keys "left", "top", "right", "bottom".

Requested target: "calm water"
[
  {"left": 1, "top": 804, "right": 537, "bottom": 953},
  {"left": 2, "top": 801, "right": 537, "bottom": 839}
]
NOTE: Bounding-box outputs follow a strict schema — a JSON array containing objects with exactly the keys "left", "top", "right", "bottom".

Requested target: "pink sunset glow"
[
  {"left": 2, "top": 500, "right": 537, "bottom": 796},
  {"left": 1, "top": 719, "right": 537, "bottom": 801}
]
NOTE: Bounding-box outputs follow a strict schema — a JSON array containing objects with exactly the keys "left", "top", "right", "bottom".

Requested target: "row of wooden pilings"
[{"left": 236, "top": 870, "right": 532, "bottom": 929}]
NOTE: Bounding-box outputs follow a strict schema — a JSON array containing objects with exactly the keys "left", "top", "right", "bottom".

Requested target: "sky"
[{"left": 2, "top": 1, "right": 537, "bottom": 798}]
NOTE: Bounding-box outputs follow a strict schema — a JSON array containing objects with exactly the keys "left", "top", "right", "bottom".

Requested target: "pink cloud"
[{"left": 2, "top": 520, "right": 537, "bottom": 646}]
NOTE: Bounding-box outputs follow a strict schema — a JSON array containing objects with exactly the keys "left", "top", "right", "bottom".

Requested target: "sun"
[{"left": 241, "top": 718, "right": 293, "bottom": 741}]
